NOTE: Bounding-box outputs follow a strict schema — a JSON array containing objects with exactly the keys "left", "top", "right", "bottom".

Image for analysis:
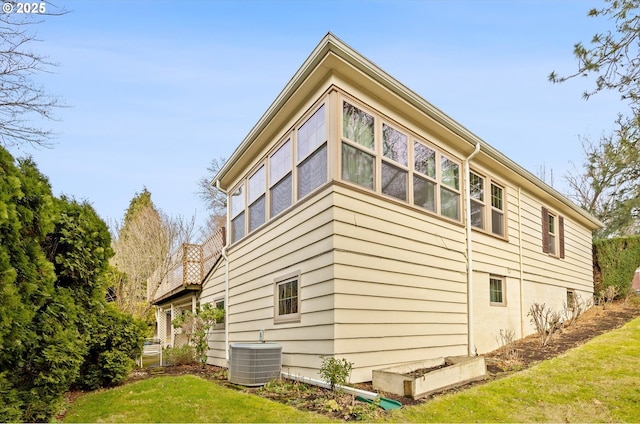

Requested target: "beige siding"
[
  {"left": 202, "top": 186, "right": 336, "bottom": 371},
  {"left": 332, "top": 184, "right": 468, "bottom": 382},
  {"left": 471, "top": 183, "right": 595, "bottom": 353}
]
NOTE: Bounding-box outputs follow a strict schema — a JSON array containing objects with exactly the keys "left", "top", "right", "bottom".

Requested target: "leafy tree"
[
  {"left": 0, "top": 4, "right": 66, "bottom": 148},
  {"left": 550, "top": 0, "right": 640, "bottom": 235}
]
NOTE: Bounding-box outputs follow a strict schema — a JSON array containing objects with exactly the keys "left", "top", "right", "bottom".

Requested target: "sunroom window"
[
  {"left": 413, "top": 141, "right": 436, "bottom": 212},
  {"left": 381, "top": 124, "right": 408, "bottom": 201},
  {"left": 269, "top": 140, "right": 292, "bottom": 218},
  {"left": 230, "top": 185, "right": 245, "bottom": 243},
  {"left": 440, "top": 156, "right": 460, "bottom": 220},
  {"left": 297, "top": 105, "right": 327, "bottom": 198},
  {"left": 469, "top": 172, "right": 485, "bottom": 229},
  {"left": 248, "top": 165, "right": 266, "bottom": 232},
  {"left": 342, "top": 101, "right": 375, "bottom": 189}
]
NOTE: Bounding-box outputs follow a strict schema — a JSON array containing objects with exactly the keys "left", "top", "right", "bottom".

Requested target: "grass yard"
[
  {"left": 62, "top": 374, "right": 332, "bottom": 423},
  {"left": 63, "top": 314, "right": 640, "bottom": 423},
  {"left": 385, "top": 315, "right": 640, "bottom": 423}
]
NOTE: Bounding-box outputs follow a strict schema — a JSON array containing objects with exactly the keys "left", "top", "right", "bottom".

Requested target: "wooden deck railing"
[{"left": 148, "top": 227, "right": 226, "bottom": 303}]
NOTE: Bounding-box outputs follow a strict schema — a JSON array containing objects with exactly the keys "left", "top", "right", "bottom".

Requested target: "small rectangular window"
[
  {"left": 214, "top": 299, "right": 225, "bottom": 327},
  {"left": 490, "top": 276, "right": 506, "bottom": 306},
  {"left": 275, "top": 273, "right": 300, "bottom": 323},
  {"left": 566, "top": 289, "right": 576, "bottom": 311}
]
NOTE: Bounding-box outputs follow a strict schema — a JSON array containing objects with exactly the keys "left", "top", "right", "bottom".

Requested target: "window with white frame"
[
  {"left": 230, "top": 185, "right": 245, "bottom": 244},
  {"left": 490, "top": 183, "right": 505, "bottom": 236},
  {"left": 248, "top": 165, "right": 266, "bottom": 232},
  {"left": 274, "top": 273, "right": 300, "bottom": 323},
  {"left": 489, "top": 276, "right": 506, "bottom": 306},
  {"left": 297, "top": 104, "right": 327, "bottom": 198},
  {"left": 269, "top": 139, "right": 292, "bottom": 218},
  {"left": 469, "top": 171, "right": 506, "bottom": 237}
]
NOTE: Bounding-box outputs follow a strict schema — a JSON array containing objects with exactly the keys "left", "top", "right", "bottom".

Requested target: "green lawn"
[
  {"left": 385, "top": 315, "right": 640, "bottom": 423},
  {"left": 63, "top": 316, "right": 640, "bottom": 423},
  {"left": 62, "top": 375, "right": 332, "bottom": 423}
]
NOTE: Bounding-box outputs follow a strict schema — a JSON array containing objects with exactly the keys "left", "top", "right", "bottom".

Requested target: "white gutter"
[
  {"left": 464, "top": 142, "right": 481, "bottom": 357},
  {"left": 215, "top": 179, "right": 231, "bottom": 362},
  {"left": 281, "top": 372, "right": 380, "bottom": 400}
]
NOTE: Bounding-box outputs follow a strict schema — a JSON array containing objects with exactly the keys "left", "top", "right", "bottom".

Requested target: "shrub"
[
  {"left": 593, "top": 236, "right": 640, "bottom": 298},
  {"left": 528, "top": 303, "right": 562, "bottom": 346},
  {"left": 319, "top": 356, "right": 353, "bottom": 390},
  {"left": 171, "top": 304, "right": 223, "bottom": 366},
  {"left": 76, "top": 305, "right": 146, "bottom": 390},
  {"left": 164, "top": 345, "right": 196, "bottom": 366}
]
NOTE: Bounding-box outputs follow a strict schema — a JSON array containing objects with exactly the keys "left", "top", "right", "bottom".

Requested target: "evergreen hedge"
[{"left": 593, "top": 236, "right": 640, "bottom": 297}]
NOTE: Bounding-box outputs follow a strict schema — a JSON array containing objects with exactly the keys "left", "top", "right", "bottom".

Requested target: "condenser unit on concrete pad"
[{"left": 228, "top": 343, "right": 282, "bottom": 386}]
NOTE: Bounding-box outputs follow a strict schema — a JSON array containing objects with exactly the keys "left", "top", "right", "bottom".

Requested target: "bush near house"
[{"left": 593, "top": 236, "right": 640, "bottom": 298}]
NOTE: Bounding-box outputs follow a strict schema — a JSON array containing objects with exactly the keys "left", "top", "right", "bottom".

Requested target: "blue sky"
[{"left": 7, "top": 0, "right": 622, "bottom": 232}]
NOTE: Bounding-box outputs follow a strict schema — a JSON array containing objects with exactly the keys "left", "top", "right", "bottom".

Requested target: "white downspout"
[
  {"left": 464, "top": 142, "right": 481, "bottom": 356},
  {"left": 216, "top": 179, "right": 231, "bottom": 362},
  {"left": 517, "top": 187, "right": 525, "bottom": 338}
]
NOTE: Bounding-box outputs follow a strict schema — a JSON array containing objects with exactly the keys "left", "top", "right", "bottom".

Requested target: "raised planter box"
[{"left": 372, "top": 356, "right": 486, "bottom": 399}]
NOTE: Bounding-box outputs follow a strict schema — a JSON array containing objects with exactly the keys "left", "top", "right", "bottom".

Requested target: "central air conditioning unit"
[{"left": 228, "top": 343, "right": 282, "bottom": 386}]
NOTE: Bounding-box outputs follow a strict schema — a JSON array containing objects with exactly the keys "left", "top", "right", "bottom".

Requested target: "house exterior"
[{"left": 175, "top": 33, "right": 601, "bottom": 383}]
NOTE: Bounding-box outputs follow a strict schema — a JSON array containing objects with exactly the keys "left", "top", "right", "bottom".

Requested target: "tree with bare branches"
[
  {"left": 0, "top": 3, "right": 66, "bottom": 148},
  {"left": 197, "top": 156, "right": 227, "bottom": 235},
  {"left": 109, "top": 189, "right": 196, "bottom": 323}
]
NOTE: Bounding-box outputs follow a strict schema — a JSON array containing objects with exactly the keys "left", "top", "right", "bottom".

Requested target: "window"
[
  {"left": 230, "top": 185, "right": 245, "bottom": 243},
  {"left": 342, "top": 101, "right": 375, "bottom": 189},
  {"left": 381, "top": 124, "right": 408, "bottom": 201},
  {"left": 274, "top": 273, "right": 300, "bottom": 323},
  {"left": 490, "top": 183, "right": 505, "bottom": 236},
  {"left": 269, "top": 140, "right": 292, "bottom": 218},
  {"left": 541, "top": 207, "right": 565, "bottom": 258},
  {"left": 469, "top": 172, "right": 485, "bottom": 229},
  {"left": 340, "top": 98, "right": 462, "bottom": 222},
  {"left": 468, "top": 171, "right": 506, "bottom": 237},
  {"left": 297, "top": 105, "right": 327, "bottom": 198},
  {"left": 214, "top": 299, "right": 225, "bottom": 327},
  {"left": 413, "top": 141, "right": 436, "bottom": 212},
  {"left": 566, "top": 289, "right": 576, "bottom": 310},
  {"left": 490, "top": 276, "right": 505, "bottom": 306},
  {"left": 248, "top": 165, "right": 266, "bottom": 232},
  {"left": 441, "top": 156, "right": 460, "bottom": 220}
]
